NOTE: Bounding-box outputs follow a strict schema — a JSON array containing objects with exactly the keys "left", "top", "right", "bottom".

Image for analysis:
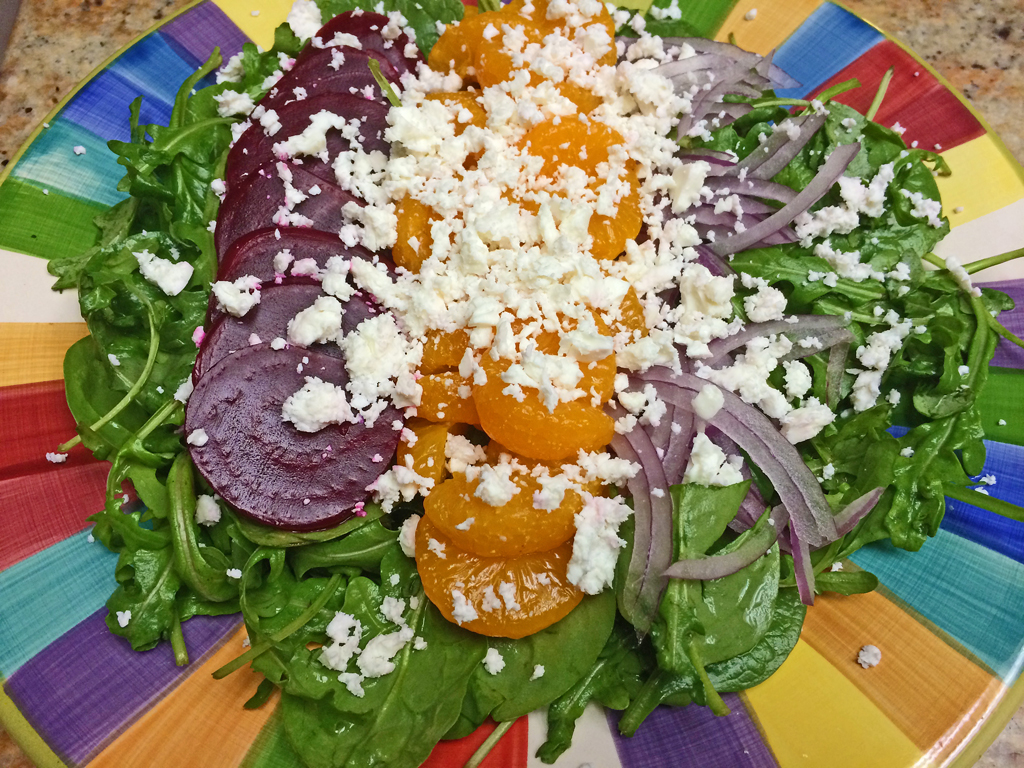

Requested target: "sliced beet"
[
  {"left": 214, "top": 162, "right": 360, "bottom": 260},
  {"left": 219, "top": 227, "right": 374, "bottom": 281},
  {"left": 196, "top": 281, "right": 381, "bottom": 381},
  {"left": 259, "top": 48, "right": 396, "bottom": 113},
  {"left": 185, "top": 344, "right": 402, "bottom": 531},
  {"left": 227, "top": 94, "right": 390, "bottom": 190},
  {"left": 302, "top": 11, "right": 423, "bottom": 78}
]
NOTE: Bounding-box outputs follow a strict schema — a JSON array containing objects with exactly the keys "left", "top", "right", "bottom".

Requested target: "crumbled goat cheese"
[
  {"left": 531, "top": 664, "right": 546, "bottom": 680},
  {"left": 134, "top": 249, "right": 193, "bottom": 296},
  {"left": 282, "top": 377, "right": 357, "bottom": 432},
  {"left": 857, "top": 644, "right": 882, "bottom": 668},
  {"left": 116, "top": 610, "right": 132, "bottom": 627},
  {"left": 567, "top": 495, "right": 632, "bottom": 594},
  {"left": 212, "top": 275, "right": 261, "bottom": 317},
  {"left": 451, "top": 589, "right": 479, "bottom": 624},
  {"left": 683, "top": 431, "right": 744, "bottom": 486},
  {"left": 399, "top": 514, "right": 420, "bottom": 557},
  {"left": 195, "top": 494, "right": 222, "bottom": 526},
  {"left": 483, "top": 647, "right": 506, "bottom": 675},
  {"left": 286, "top": 0, "right": 323, "bottom": 40},
  {"left": 214, "top": 89, "right": 255, "bottom": 117},
  {"left": 186, "top": 429, "right": 209, "bottom": 447},
  {"left": 45, "top": 452, "right": 68, "bottom": 464}
]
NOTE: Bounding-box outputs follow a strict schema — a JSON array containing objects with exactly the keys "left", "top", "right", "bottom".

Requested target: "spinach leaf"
[
  {"left": 105, "top": 545, "right": 182, "bottom": 652},
  {"left": 537, "top": 619, "right": 653, "bottom": 764},
  {"left": 617, "top": 587, "right": 804, "bottom": 736},
  {"left": 448, "top": 591, "right": 617, "bottom": 738}
]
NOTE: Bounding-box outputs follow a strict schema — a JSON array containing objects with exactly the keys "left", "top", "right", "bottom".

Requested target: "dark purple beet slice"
[
  {"left": 219, "top": 227, "right": 375, "bottom": 281},
  {"left": 214, "top": 162, "right": 360, "bottom": 260},
  {"left": 259, "top": 48, "right": 396, "bottom": 113},
  {"left": 196, "top": 281, "right": 383, "bottom": 380},
  {"left": 301, "top": 11, "right": 423, "bottom": 78},
  {"left": 185, "top": 344, "right": 402, "bottom": 531},
  {"left": 226, "top": 94, "right": 390, "bottom": 190}
]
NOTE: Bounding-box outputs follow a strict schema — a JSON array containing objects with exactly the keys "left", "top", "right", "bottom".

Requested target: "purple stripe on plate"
[
  {"left": 980, "top": 278, "right": 1024, "bottom": 370},
  {"left": 160, "top": 1, "right": 251, "bottom": 70},
  {"left": 610, "top": 693, "right": 778, "bottom": 768},
  {"left": 5, "top": 609, "right": 240, "bottom": 766}
]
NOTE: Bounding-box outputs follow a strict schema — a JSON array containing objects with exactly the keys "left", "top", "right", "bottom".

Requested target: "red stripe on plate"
[
  {"left": 808, "top": 39, "right": 984, "bottom": 153},
  {"left": 0, "top": 380, "right": 89, "bottom": 476},
  {"left": 423, "top": 717, "right": 529, "bottom": 767},
  {"left": 0, "top": 461, "right": 109, "bottom": 570}
]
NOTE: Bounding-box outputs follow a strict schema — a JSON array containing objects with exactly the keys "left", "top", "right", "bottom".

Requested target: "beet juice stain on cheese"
[{"left": 44, "top": 0, "right": 1024, "bottom": 764}]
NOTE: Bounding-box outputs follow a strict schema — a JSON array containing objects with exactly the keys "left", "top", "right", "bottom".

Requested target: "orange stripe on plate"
[
  {"left": 0, "top": 323, "right": 88, "bottom": 387},
  {"left": 88, "top": 627, "right": 277, "bottom": 768},
  {"left": 743, "top": 640, "right": 921, "bottom": 767},
  {"left": 801, "top": 589, "right": 1002, "bottom": 757},
  {"left": 936, "top": 133, "right": 1024, "bottom": 227},
  {"left": 714, "top": 0, "right": 822, "bottom": 55}
]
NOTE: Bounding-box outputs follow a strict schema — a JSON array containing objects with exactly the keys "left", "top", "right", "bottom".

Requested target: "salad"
[{"left": 43, "top": 0, "right": 1024, "bottom": 765}]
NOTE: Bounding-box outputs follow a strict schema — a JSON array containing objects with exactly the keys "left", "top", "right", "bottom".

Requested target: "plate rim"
[{"left": 1, "top": 1, "right": 1022, "bottom": 767}]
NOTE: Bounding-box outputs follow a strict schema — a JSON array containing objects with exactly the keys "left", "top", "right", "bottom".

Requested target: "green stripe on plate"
[
  {"left": 0, "top": 681, "right": 67, "bottom": 768},
  {"left": 239, "top": 707, "right": 301, "bottom": 768},
  {"left": 0, "top": 178, "right": 104, "bottom": 261},
  {"left": 979, "top": 366, "right": 1024, "bottom": 448}
]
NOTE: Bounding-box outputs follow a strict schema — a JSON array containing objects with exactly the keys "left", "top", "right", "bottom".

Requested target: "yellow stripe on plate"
[
  {"left": 714, "top": 0, "right": 822, "bottom": 55},
  {"left": 213, "top": 0, "right": 294, "bottom": 50},
  {"left": 742, "top": 640, "right": 921, "bottom": 767},
  {"left": 89, "top": 627, "right": 278, "bottom": 768},
  {"left": 0, "top": 323, "right": 89, "bottom": 387},
  {"left": 800, "top": 590, "right": 1002, "bottom": 756},
  {"left": 936, "top": 133, "right": 1024, "bottom": 227}
]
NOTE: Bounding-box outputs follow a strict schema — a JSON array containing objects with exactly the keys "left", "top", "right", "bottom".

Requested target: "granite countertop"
[{"left": 0, "top": 1, "right": 1022, "bottom": 767}]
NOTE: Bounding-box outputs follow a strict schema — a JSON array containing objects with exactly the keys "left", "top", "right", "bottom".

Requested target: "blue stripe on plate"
[
  {"left": 772, "top": 3, "right": 885, "bottom": 99},
  {"left": 109, "top": 31, "right": 217, "bottom": 110},
  {"left": 61, "top": 68, "right": 173, "bottom": 143},
  {"left": 0, "top": 530, "right": 117, "bottom": 677},
  {"left": 888, "top": 426, "right": 1024, "bottom": 564},
  {"left": 10, "top": 119, "right": 128, "bottom": 207},
  {"left": 851, "top": 529, "right": 1024, "bottom": 681}
]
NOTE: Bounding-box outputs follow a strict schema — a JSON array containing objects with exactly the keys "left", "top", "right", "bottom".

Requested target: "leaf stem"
[
  {"left": 59, "top": 299, "right": 162, "bottom": 452},
  {"left": 865, "top": 67, "right": 894, "bottom": 121},
  {"left": 367, "top": 59, "right": 402, "bottom": 108},
  {"left": 170, "top": 610, "right": 189, "bottom": 666},
  {"left": 688, "top": 639, "right": 729, "bottom": 716},
  {"left": 464, "top": 720, "right": 516, "bottom": 768},
  {"left": 987, "top": 314, "right": 1024, "bottom": 352},
  {"left": 944, "top": 483, "right": 1024, "bottom": 523},
  {"left": 965, "top": 246, "right": 1024, "bottom": 275},
  {"left": 212, "top": 573, "right": 343, "bottom": 679}
]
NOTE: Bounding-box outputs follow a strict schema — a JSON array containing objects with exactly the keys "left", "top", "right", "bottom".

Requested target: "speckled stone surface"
[{"left": 0, "top": 1, "right": 1023, "bottom": 767}]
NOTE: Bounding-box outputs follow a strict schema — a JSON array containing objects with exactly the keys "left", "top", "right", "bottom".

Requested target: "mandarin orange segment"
[
  {"left": 472, "top": 354, "right": 614, "bottom": 460},
  {"left": 420, "top": 329, "right": 471, "bottom": 374},
  {"left": 415, "top": 517, "right": 583, "bottom": 638},
  {"left": 428, "top": 10, "right": 492, "bottom": 80},
  {"left": 396, "top": 419, "right": 461, "bottom": 486},
  {"left": 475, "top": 15, "right": 547, "bottom": 88},
  {"left": 556, "top": 82, "right": 603, "bottom": 114},
  {"left": 617, "top": 286, "right": 648, "bottom": 338},
  {"left": 589, "top": 175, "right": 642, "bottom": 261},
  {"left": 394, "top": 196, "right": 438, "bottom": 273},
  {"left": 521, "top": 119, "right": 622, "bottom": 178},
  {"left": 424, "top": 470, "right": 580, "bottom": 557},
  {"left": 419, "top": 372, "right": 481, "bottom": 425}
]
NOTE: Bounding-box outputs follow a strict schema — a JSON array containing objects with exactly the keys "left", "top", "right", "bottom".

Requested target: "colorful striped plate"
[{"left": 2, "top": 0, "right": 1023, "bottom": 766}]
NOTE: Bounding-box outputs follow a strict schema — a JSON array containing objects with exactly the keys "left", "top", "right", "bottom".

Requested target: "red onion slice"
[
  {"left": 610, "top": 428, "right": 675, "bottom": 634},
  {"left": 826, "top": 341, "right": 849, "bottom": 409},
  {"left": 705, "top": 315, "right": 852, "bottom": 367},
  {"left": 835, "top": 487, "right": 885, "bottom": 536},
  {"left": 789, "top": 525, "right": 816, "bottom": 605},
  {"left": 663, "top": 515, "right": 778, "bottom": 580},
  {"left": 710, "top": 142, "right": 861, "bottom": 256},
  {"left": 703, "top": 175, "right": 798, "bottom": 204},
  {"left": 733, "top": 112, "right": 828, "bottom": 180},
  {"left": 635, "top": 371, "right": 838, "bottom": 547}
]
